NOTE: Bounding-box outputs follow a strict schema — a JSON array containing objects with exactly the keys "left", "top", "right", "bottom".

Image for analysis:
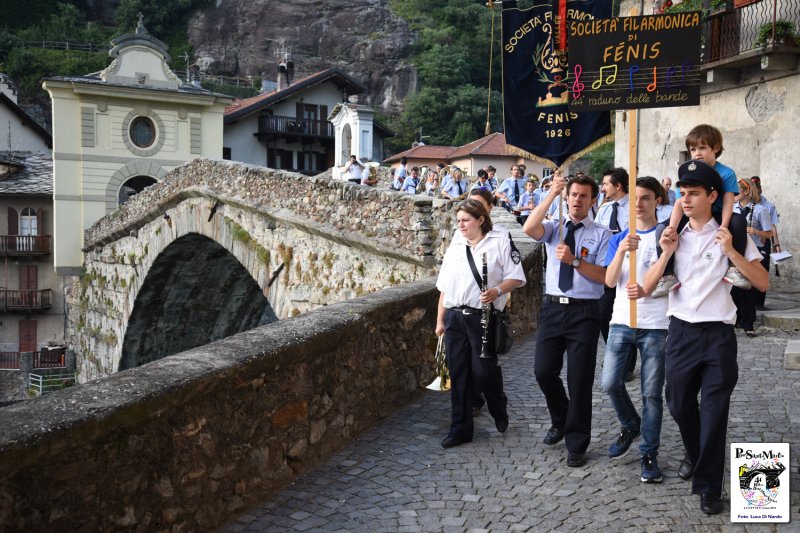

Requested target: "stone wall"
[{"left": 0, "top": 281, "right": 439, "bottom": 531}]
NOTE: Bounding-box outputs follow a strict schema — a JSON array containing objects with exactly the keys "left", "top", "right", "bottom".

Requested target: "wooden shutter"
[
  {"left": 7, "top": 207, "right": 18, "bottom": 235},
  {"left": 19, "top": 265, "right": 37, "bottom": 291},
  {"left": 296, "top": 102, "right": 304, "bottom": 120},
  {"left": 36, "top": 208, "right": 44, "bottom": 235},
  {"left": 19, "top": 320, "right": 37, "bottom": 352}
]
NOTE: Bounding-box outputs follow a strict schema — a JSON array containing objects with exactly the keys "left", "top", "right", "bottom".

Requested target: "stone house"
[
  {"left": 384, "top": 133, "right": 547, "bottom": 180},
  {"left": 616, "top": 0, "right": 800, "bottom": 280},
  {"left": 0, "top": 75, "right": 51, "bottom": 152},
  {"left": 42, "top": 20, "right": 231, "bottom": 275},
  {"left": 223, "top": 67, "right": 393, "bottom": 174},
  {"left": 0, "top": 152, "right": 65, "bottom": 360}
]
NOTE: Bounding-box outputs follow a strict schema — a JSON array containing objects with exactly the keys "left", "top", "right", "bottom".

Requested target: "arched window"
[{"left": 118, "top": 176, "right": 158, "bottom": 205}]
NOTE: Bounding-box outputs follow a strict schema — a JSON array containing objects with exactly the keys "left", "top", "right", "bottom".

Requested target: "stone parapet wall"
[
  {"left": 1, "top": 281, "right": 439, "bottom": 531},
  {"left": 84, "top": 159, "right": 451, "bottom": 264}
]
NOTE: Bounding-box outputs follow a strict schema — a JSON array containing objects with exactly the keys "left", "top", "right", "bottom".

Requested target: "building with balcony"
[
  {"left": 617, "top": 0, "right": 800, "bottom": 280},
  {"left": 223, "top": 67, "right": 393, "bottom": 174},
  {"left": 42, "top": 19, "right": 232, "bottom": 275},
  {"left": 0, "top": 152, "right": 65, "bottom": 368}
]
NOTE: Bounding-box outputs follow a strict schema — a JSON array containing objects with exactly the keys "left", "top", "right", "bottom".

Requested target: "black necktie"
[
  {"left": 609, "top": 202, "right": 620, "bottom": 232},
  {"left": 514, "top": 180, "right": 520, "bottom": 202},
  {"left": 558, "top": 221, "right": 583, "bottom": 292},
  {"left": 457, "top": 181, "right": 463, "bottom": 195}
]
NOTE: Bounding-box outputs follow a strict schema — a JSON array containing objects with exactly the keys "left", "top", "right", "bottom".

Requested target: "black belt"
[
  {"left": 451, "top": 306, "right": 482, "bottom": 315},
  {"left": 545, "top": 295, "right": 596, "bottom": 305}
]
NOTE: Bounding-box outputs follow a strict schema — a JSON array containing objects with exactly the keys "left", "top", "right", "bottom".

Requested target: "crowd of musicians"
[{"left": 386, "top": 124, "right": 778, "bottom": 517}]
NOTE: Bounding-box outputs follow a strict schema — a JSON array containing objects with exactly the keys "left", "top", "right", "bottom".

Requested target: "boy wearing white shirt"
[
  {"left": 643, "top": 160, "right": 768, "bottom": 516},
  {"left": 602, "top": 177, "right": 668, "bottom": 483}
]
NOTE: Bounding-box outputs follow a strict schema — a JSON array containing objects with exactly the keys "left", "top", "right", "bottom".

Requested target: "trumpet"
[{"left": 426, "top": 335, "right": 451, "bottom": 391}]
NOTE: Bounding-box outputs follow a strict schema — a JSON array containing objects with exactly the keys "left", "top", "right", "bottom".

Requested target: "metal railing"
[
  {"left": 0, "top": 347, "right": 66, "bottom": 370},
  {"left": 29, "top": 371, "right": 76, "bottom": 396},
  {"left": 0, "top": 235, "right": 51, "bottom": 255},
  {"left": 0, "top": 289, "right": 52, "bottom": 311},
  {"left": 702, "top": 0, "right": 800, "bottom": 64},
  {"left": 257, "top": 115, "right": 335, "bottom": 138},
  {"left": 22, "top": 41, "right": 109, "bottom": 53}
]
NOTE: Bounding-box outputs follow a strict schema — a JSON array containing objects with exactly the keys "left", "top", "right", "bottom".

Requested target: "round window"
[{"left": 129, "top": 116, "right": 156, "bottom": 148}]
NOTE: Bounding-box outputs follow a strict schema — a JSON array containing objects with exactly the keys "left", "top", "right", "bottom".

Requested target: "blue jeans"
[{"left": 601, "top": 325, "right": 666, "bottom": 456}]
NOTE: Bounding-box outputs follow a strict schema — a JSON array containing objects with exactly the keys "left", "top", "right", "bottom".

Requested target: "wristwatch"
[{"left": 571, "top": 257, "right": 581, "bottom": 268}]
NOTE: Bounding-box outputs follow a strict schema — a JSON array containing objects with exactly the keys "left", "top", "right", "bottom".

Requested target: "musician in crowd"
[
  {"left": 470, "top": 169, "right": 495, "bottom": 193},
  {"left": 750, "top": 176, "right": 780, "bottom": 310},
  {"left": 435, "top": 199, "right": 526, "bottom": 448},
  {"left": 392, "top": 157, "right": 408, "bottom": 190},
  {"left": 401, "top": 167, "right": 422, "bottom": 194},
  {"left": 486, "top": 165, "right": 499, "bottom": 190},
  {"left": 596, "top": 168, "right": 636, "bottom": 381},
  {"left": 343, "top": 155, "right": 364, "bottom": 184},
  {"left": 425, "top": 169, "right": 439, "bottom": 196},
  {"left": 494, "top": 164, "right": 527, "bottom": 211},
  {"left": 522, "top": 172, "right": 611, "bottom": 468},
  {"left": 441, "top": 167, "right": 468, "bottom": 200},
  {"left": 360, "top": 161, "right": 378, "bottom": 186},
  {"left": 731, "top": 177, "right": 772, "bottom": 337},
  {"left": 514, "top": 178, "right": 537, "bottom": 225}
]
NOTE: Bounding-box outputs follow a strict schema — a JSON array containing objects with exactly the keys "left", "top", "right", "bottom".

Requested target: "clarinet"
[{"left": 480, "top": 252, "right": 491, "bottom": 358}]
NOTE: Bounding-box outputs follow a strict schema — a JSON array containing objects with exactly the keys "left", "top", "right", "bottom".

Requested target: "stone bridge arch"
[{"left": 71, "top": 159, "right": 450, "bottom": 382}]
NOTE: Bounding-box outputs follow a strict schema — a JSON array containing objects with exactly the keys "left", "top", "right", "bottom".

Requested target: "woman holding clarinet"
[{"left": 435, "top": 199, "right": 526, "bottom": 448}]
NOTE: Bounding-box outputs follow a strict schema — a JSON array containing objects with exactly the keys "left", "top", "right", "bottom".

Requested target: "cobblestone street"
[{"left": 223, "top": 322, "right": 799, "bottom": 532}]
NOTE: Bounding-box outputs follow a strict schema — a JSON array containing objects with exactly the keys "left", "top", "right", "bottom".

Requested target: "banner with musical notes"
[
  {"left": 568, "top": 12, "right": 702, "bottom": 112},
  {"left": 502, "top": 1, "right": 612, "bottom": 167}
]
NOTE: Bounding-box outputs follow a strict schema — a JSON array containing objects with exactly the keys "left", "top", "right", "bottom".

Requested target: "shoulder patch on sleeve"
[{"left": 509, "top": 234, "right": 521, "bottom": 264}]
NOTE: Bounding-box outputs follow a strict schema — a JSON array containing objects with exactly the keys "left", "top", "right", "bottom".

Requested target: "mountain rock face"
[{"left": 187, "top": 0, "right": 417, "bottom": 112}]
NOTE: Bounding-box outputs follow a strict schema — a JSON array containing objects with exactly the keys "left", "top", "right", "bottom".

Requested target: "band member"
[
  {"left": 343, "top": 155, "right": 363, "bottom": 184},
  {"left": 643, "top": 160, "right": 768, "bottom": 516},
  {"left": 401, "top": 167, "right": 421, "bottom": 194},
  {"left": 523, "top": 173, "right": 611, "bottom": 468},
  {"left": 440, "top": 167, "right": 467, "bottom": 199},
  {"left": 601, "top": 177, "right": 668, "bottom": 483},
  {"left": 435, "top": 199, "right": 526, "bottom": 448},
  {"left": 494, "top": 164, "right": 526, "bottom": 211}
]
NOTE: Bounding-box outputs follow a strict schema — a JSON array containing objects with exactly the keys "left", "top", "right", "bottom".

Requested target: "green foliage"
[
  {"left": 583, "top": 141, "right": 615, "bottom": 179},
  {"left": 387, "top": 0, "right": 504, "bottom": 150},
  {"left": 755, "top": 20, "right": 798, "bottom": 48}
]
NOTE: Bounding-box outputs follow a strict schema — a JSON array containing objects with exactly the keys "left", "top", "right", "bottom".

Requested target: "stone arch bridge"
[{"left": 71, "top": 159, "right": 453, "bottom": 382}]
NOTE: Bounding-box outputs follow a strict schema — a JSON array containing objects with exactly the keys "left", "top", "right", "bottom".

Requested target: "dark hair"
[
  {"left": 456, "top": 199, "right": 493, "bottom": 235},
  {"left": 477, "top": 169, "right": 488, "bottom": 179},
  {"left": 411, "top": 166, "right": 420, "bottom": 173},
  {"left": 685, "top": 124, "right": 724, "bottom": 157},
  {"left": 603, "top": 167, "right": 630, "bottom": 193},
  {"left": 469, "top": 187, "right": 494, "bottom": 207},
  {"left": 750, "top": 175, "right": 762, "bottom": 193},
  {"left": 401, "top": 157, "right": 408, "bottom": 164},
  {"left": 487, "top": 165, "right": 496, "bottom": 172},
  {"left": 567, "top": 175, "right": 599, "bottom": 199},
  {"left": 636, "top": 176, "right": 665, "bottom": 205}
]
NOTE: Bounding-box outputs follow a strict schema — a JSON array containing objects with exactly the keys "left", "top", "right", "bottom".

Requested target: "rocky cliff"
[{"left": 187, "top": 0, "right": 417, "bottom": 112}]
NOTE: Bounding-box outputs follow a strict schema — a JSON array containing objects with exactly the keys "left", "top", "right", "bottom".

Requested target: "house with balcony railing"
[
  {"left": 616, "top": 0, "right": 799, "bottom": 281},
  {"left": 0, "top": 151, "right": 67, "bottom": 371},
  {"left": 223, "top": 67, "right": 393, "bottom": 175}
]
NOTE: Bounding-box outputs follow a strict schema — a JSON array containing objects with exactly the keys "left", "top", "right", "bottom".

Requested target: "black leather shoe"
[
  {"left": 700, "top": 493, "right": 722, "bottom": 515},
  {"left": 678, "top": 454, "right": 694, "bottom": 480},
  {"left": 567, "top": 452, "right": 587, "bottom": 467},
  {"left": 441, "top": 435, "right": 471, "bottom": 449},
  {"left": 495, "top": 416, "right": 509, "bottom": 433},
  {"left": 543, "top": 426, "right": 564, "bottom": 445}
]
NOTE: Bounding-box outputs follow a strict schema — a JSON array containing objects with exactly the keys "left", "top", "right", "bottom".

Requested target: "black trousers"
[
  {"left": 731, "top": 286, "right": 757, "bottom": 330},
  {"left": 665, "top": 317, "right": 738, "bottom": 497},
  {"left": 534, "top": 299, "right": 601, "bottom": 453},
  {"left": 757, "top": 240, "right": 770, "bottom": 307},
  {"left": 444, "top": 309, "right": 507, "bottom": 440},
  {"left": 600, "top": 286, "right": 637, "bottom": 374}
]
